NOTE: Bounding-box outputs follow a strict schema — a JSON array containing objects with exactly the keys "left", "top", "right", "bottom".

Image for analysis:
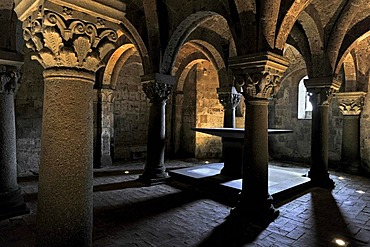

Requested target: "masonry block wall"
[
  {"left": 113, "top": 55, "right": 149, "bottom": 161},
  {"left": 16, "top": 55, "right": 44, "bottom": 176},
  {"left": 269, "top": 77, "right": 343, "bottom": 166},
  {"left": 195, "top": 61, "right": 223, "bottom": 159}
]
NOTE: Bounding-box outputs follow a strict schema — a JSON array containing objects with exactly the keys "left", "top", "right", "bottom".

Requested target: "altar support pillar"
[
  {"left": 228, "top": 52, "right": 289, "bottom": 224},
  {"left": 14, "top": 1, "right": 125, "bottom": 245},
  {"left": 217, "top": 86, "right": 242, "bottom": 177},
  {"left": 95, "top": 88, "right": 114, "bottom": 168},
  {"left": 335, "top": 92, "right": 366, "bottom": 174},
  {"left": 139, "top": 73, "right": 175, "bottom": 184},
  {"left": 304, "top": 77, "right": 340, "bottom": 188},
  {"left": 0, "top": 69, "right": 28, "bottom": 220}
]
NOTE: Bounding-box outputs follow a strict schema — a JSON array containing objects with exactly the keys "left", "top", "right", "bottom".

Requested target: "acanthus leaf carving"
[
  {"left": 43, "top": 27, "right": 63, "bottom": 56},
  {"left": 22, "top": 9, "right": 119, "bottom": 72},
  {"left": 73, "top": 36, "right": 92, "bottom": 66}
]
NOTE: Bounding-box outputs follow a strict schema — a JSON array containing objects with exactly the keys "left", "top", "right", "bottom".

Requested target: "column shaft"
[
  {"left": 140, "top": 100, "right": 168, "bottom": 183},
  {"left": 0, "top": 77, "right": 28, "bottom": 219},
  {"left": 36, "top": 68, "right": 94, "bottom": 247},
  {"left": 230, "top": 98, "right": 278, "bottom": 223},
  {"left": 95, "top": 89, "right": 114, "bottom": 168}
]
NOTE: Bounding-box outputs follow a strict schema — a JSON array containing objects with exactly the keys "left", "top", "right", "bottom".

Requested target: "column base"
[
  {"left": 0, "top": 188, "right": 29, "bottom": 221},
  {"left": 138, "top": 171, "right": 169, "bottom": 185},
  {"left": 308, "top": 170, "right": 335, "bottom": 189},
  {"left": 228, "top": 194, "right": 279, "bottom": 227}
]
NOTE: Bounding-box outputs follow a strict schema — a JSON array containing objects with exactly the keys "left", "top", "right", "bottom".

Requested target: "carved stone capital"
[
  {"left": 0, "top": 71, "right": 21, "bottom": 94},
  {"left": 217, "top": 87, "right": 241, "bottom": 109},
  {"left": 305, "top": 77, "right": 341, "bottom": 105},
  {"left": 335, "top": 92, "right": 366, "bottom": 116},
  {"left": 14, "top": 1, "right": 125, "bottom": 72},
  {"left": 142, "top": 73, "right": 175, "bottom": 103},
  {"left": 98, "top": 88, "right": 114, "bottom": 103},
  {"left": 228, "top": 52, "right": 289, "bottom": 99}
]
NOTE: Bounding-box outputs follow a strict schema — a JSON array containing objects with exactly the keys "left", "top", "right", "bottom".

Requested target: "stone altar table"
[{"left": 192, "top": 127, "right": 293, "bottom": 178}]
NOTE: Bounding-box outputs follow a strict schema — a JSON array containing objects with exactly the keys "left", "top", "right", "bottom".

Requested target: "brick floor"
[{"left": 1, "top": 160, "right": 370, "bottom": 247}]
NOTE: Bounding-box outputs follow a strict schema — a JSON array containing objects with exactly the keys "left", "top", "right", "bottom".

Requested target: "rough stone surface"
[
  {"left": 113, "top": 55, "right": 149, "bottom": 161},
  {"left": 15, "top": 55, "right": 44, "bottom": 176}
]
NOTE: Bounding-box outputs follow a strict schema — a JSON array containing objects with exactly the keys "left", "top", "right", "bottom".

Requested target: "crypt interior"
[{"left": 1, "top": 0, "right": 370, "bottom": 246}]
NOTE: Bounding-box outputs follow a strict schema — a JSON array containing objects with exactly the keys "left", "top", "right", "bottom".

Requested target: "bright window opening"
[{"left": 298, "top": 75, "right": 312, "bottom": 119}]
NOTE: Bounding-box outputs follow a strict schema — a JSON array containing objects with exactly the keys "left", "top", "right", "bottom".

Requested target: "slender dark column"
[
  {"left": 336, "top": 92, "right": 366, "bottom": 174},
  {"left": 217, "top": 86, "right": 242, "bottom": 178},
  {"left": 0, "top": 71, "right": 28, "bottom": 220},
  {"left": 305, "top": 77, "right": 340, "bottom": 188},
  {"left": 228, "top": 52, "right": 289, "bottom": 225},
  {"left": 231, "top": 98, "right": 279, "bottom": 222},
  {"left": 139, "top": 73, "right": 175, "bottom": 185}
]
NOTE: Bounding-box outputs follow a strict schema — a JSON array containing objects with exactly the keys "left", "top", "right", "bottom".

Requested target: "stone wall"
[
  {"left": 360, "top": 80, "right": 370, "bottom": 174},
  {"left": 112, "top": 55, "right": 148, "bottom": 161},
  {"left": 16, "top": 55, "right": 44, "bottom": 176},
  {"left": 195, "top": 61, "right": 223, "bottom": 158},
  {"left": 269, "top": 71, "right": 342, "bottom": 165}
]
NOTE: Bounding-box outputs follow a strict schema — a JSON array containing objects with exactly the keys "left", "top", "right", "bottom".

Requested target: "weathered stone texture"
[
  {"left": 195, "top": 61, "right": 223, "bottom": 158},
  {"left": 269, "top": 72, "right": 342, "bottom": 165},
  {"left": 113, "top": 55, "right": 149, "bottom": 161},
  {"left": 15, "top": 55, "right": 44, "bottom": 176}
]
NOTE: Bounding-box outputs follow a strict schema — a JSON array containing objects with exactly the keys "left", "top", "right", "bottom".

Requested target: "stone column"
[
  {"left": 304, "top": 77, "right": 340, "bottom": 188},
  {"left": 217, "top": 86, "right": 241, "bottom": 128},
  {"left": 335, "top": 92, "right": 366, "bottom": 174},
  {"left": 95, "top": 88, "right": 114, "bottom": 167},
  {"left": 228, "top": 52, "right": 289, "bottom": 224},
  {"left": 139, "top": 73, "right": 175, "bottom": 184},
  {"left": 217, "top": 86, "right": 242, "bottom": 177},
  {"left": 14, "top": 1, "right": 125, "bottom": 246},
  {"left": 0, "top": 70, "right": 29, "bottom": 220}
]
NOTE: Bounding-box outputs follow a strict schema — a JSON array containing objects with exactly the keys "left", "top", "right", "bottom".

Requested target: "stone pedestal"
[
  {"left": 228, "top": 52, "right": 289, "bottom": 225},
  {"left": 139, "top": 73, "right": 175, "bottom": 185},
  {"left": 95, "top": 88, "right": 114, "bottom": 168},
  {"left": 14, "top": 1, "right": 125, "bottom": 245},
  {"left": 0, "top": 71, "right": 28, "bottom": 220},
  {"left": 217, "top": 86, "right": 242, "bottom": 178},
  {"left": 305, "top": 77, "right": 340, "bottom": 188},
  {"left": 335, "top": 92, "right": 366, "bottom": 174}
]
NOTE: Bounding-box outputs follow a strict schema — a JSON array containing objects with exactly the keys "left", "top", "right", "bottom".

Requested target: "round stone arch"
[
  {"left": 160, "top": 11, "right": 235, "bottom": 76},
  {"left": 275, "top": 0, "right": 314, "bottom": 50},
  {"left": 341, "top": 53, "right": 357, "bottom": 92},
  {"left": 172, "top": 40, "right": 228, "bottom": 89},
  {"left": 335, "top": 28, "right": 370, "bottom": 76},
  {"left": 102, "top": 44, "right": 137, "bottom": 89}
]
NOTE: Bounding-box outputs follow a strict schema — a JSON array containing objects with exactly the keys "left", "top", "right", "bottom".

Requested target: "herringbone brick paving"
[{"left": 0, "top": 160, "right": 369, "bottom": 247}]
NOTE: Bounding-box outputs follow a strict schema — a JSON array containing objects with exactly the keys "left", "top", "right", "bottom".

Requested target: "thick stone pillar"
[
  {"left": 217, "top": 86, "right": 243, "bottom": 177},
  {"left": 0, "top": 70, "right": 28, "bottom": 220},
  {"left": 139, "top": 73, "right": 175, "bottom": 184},
  {"left": 95, "top": 88, "right": 114, "bottom": 168},
  {"left": 304, "top": 77, "right": 340, "bottom": 188},
  {"left": 228, "top": 52, "right": 289, "bottom": 224},
  {"left": 14, "top": 1, "right": 125, "bottom": 246},
  {"left": 335, "top": 92, "right": 366, "bottom": 174}
]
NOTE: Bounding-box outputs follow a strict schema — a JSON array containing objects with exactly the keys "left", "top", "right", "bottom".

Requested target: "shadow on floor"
[{"left": 197, "top": 217, "right": 267, "bottom": 247}]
